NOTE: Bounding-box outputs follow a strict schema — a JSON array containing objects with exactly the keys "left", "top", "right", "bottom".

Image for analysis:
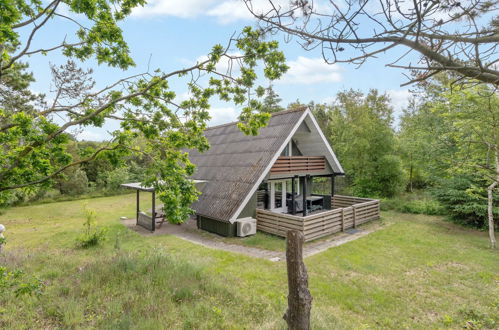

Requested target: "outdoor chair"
[
  {"left": 156, "top": 211, "right": 166, "bottom": 228},
  {"left": 148, "top": 206, "right": 166, "bottom": 228}
]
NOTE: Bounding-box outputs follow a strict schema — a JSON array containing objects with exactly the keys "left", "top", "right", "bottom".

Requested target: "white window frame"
[{"left": 269, "top": 180, "right": 287, "bottom": 213}]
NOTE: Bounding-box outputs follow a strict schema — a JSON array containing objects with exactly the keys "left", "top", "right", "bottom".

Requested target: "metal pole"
[{"left": 151, "top": 190, "right": 156, "bottom": 232}]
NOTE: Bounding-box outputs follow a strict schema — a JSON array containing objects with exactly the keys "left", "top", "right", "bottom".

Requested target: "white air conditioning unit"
[{"left": 236, "top": 217, "right": 257, "bottom": 237}]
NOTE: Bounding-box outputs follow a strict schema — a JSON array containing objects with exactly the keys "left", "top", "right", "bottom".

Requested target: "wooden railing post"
[
  {"left": 341, "top": 208, "right": 344, "bottom": 231},
  {"left": 352, "top": 205, "right": 357, "bottom": 228},
  {"left": 284, "top": 230, "right": 312, "bottom": 330}
]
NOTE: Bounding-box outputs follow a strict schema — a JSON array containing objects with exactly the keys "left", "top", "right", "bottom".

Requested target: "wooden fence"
[
  {"left": 256, "top": 195, "right": 380, "bottom": 242},
  {"left": 331, "top": 195, "right": 374, "bottom": 208}
]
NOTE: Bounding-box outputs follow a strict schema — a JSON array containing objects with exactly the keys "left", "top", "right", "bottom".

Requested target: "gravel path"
[{"left": 122, "top": 218, "right": 385, "bottom": 262}]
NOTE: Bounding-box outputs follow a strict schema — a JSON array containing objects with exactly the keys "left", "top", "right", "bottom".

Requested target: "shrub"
[
  {"left": 0, "top": 266, "right": 44, "bottom": 297},
  {"left": 353, "top": 155, "right": 404, "bottom": 198},
  {"left": 76, "top": 205, "right": 107, "bottom": 248},
  {"left": 97, "top": 167, "right": 130, "bottom": 191},
  {"left": 432, "top": 176, "right": 499, "bottom": 229},
  {"left": 57, "top": 167, "right": 89, "bottom": 196},
  {"left": 398, "top": 199, "right": 444, "bottom": 215},
  {"left": 381, "top": 191, "right": 445, "bottom": 216}
]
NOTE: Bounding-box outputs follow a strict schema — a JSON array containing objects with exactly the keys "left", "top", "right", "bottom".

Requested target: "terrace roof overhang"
[
  {"left": 121, "top": 180, "right": 207, "bottom": 192},
  {"left": 120, "top": 180, "right": 207, "bottom": 232}
]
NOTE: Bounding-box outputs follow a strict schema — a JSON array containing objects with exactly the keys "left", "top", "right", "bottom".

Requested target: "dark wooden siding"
[{"left": 197, "top": 216, "right": 237, "bottom": 237}]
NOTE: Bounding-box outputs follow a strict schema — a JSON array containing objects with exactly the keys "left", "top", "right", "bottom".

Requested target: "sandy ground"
[{"left": 121, "top": 217, "right": 386, "bottom": 262}]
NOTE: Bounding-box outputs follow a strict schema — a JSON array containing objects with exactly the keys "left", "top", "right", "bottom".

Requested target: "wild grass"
[{"left": 0, "top": 194, "right": 497, "bottom": 329}]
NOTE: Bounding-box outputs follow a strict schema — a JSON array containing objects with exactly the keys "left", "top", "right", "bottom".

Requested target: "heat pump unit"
[{"left": 236, "top": 217, "right": 257, "bottom": 237}]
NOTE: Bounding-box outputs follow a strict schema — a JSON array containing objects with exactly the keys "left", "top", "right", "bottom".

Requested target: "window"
[{"left": 281, "top": 140, "right": 293, "bottom": 156}]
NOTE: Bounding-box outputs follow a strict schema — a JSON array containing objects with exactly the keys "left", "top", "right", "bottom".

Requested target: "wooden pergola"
[
  {"left": 121, "top": 182, "right": 157, "bottom": 231},
  {"left": 121, "top": 180, "right": 207, "bottom": 232}
]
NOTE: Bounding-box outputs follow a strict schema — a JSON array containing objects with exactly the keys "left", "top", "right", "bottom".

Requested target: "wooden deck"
[{"left": 256, "top": 195, "right": 380, "bottom": 242}]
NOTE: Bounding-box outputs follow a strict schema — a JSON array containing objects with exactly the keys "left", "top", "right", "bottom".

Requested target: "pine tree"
[{"left": 262, "top": 84, "right": 284, "bottom": 113}]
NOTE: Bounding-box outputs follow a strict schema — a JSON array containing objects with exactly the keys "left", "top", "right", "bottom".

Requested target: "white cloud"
[
  {"left": 280, "top": 57, "right": 342, "bottom": 84},
  {"left": 387, "top": 89, "right": 411, "bottom": 112},
  {"left": 132, "top": 0, "right": 294, "bottom": 24},
  {"left": 132, "top": 0, "right": 218, "bottom": 18},
  {"left": 387, "top": 89, "right": 411, "bottom": 126},
  {"left": 207, "top": 0, "right": 253, "bottom": 23},
  {"left": 206, "top": 0, "right": 289, "bottom": 24},
  {"left": 207, "top": 0, "right": 336, "bottom": 24},
  {"left": 208, "top": 106, "right": 239, "bottom": 126}
]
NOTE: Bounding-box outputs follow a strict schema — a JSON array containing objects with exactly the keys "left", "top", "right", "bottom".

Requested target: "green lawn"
[{"left": 0, "top": 194, "right": 497, "bottom": 329}]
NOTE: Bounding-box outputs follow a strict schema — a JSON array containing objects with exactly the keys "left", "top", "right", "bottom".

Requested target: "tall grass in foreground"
[{"left": 1, "top": 249, "right": 276, "bottom": 329}]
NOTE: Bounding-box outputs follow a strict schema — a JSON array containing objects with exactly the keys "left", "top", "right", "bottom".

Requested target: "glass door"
[{"left": 270, "top": 180, "right": 287, "bottom": 213}]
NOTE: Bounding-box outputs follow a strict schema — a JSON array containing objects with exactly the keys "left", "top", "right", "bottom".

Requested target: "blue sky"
[{"left": 23, "top": 0, "right": 414, "bottom": 141}]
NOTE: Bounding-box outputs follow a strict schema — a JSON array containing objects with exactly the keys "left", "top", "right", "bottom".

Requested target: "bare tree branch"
[{"left": 245, "top": 0, "right": 499, "bottom": 86}]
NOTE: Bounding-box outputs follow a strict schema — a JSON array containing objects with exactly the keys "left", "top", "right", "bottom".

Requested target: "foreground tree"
[
  {"left": 0, "top": 1, "right": 288, "bottom": 222},
  {"left": 245, "top": 0, "right": 499, "bottom": 86}
]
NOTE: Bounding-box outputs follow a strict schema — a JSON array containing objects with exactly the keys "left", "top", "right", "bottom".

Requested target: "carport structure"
[
  {"left": 121, "top": 182, "right": 158, "bottom": 232},
  {"left": 121, "top": 180, "right": 207, "bottom": 232}
]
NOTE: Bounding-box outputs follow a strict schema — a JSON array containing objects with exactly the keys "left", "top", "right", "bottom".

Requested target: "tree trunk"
[
  {"left": 488, "top": 151, "right": 498, "bottom": 249},
  {"left": 283, "top": 230, "right": 312, "bottom": 330},
  {"left": 487, "top": 180, "right": 497, "bottom": 249},
  {"left": 409, "top": 153, "right": 413, "bottom": 192}
]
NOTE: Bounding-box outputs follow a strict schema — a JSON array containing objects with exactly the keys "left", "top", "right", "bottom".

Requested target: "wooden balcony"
[{"left": 270, "top": 156, "right": 326, "bottom": 174}]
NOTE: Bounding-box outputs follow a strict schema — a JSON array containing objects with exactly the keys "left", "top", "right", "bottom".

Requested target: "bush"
[
  {"left": 76, "top": 205, "right": 107, "bottom": 248},
  {"left": 381, "top": 191, "right": 445, "bottom": 215},
  {"left": 97, "top": 167, "right": 130, "bottom": 191},
  {"left": 57, "top": 167, "right": 89, "bottom": 196},
  {"left": 0, "top": 266, "right": 44, "bottom": 297},
  {"left": 432, "top": 176, "right": 499, "bottom": 229},
  {"left": 353, "top": 155, "right": 404, "bottom": 198}
]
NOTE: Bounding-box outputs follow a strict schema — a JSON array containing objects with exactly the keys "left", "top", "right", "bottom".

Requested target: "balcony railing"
[{"left": 270, "top": 156, "right": 326, "bottom": 174}]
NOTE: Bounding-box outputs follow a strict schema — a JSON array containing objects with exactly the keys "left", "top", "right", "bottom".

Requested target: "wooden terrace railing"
[{"left": 256, "top": 195, "right": 380, "bottom": 242}]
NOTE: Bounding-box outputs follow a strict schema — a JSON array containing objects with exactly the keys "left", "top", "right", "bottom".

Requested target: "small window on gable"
[
  {"left": 281, "top": 144, "right": 289, "bottom": 156},
  {"left": 281, "top": 140, "right": 293, "bottom": 156}
]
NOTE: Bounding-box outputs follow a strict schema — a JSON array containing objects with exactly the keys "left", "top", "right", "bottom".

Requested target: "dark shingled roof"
[{"left": 189, "top": 107, "right": 307, "bottom": 222}]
